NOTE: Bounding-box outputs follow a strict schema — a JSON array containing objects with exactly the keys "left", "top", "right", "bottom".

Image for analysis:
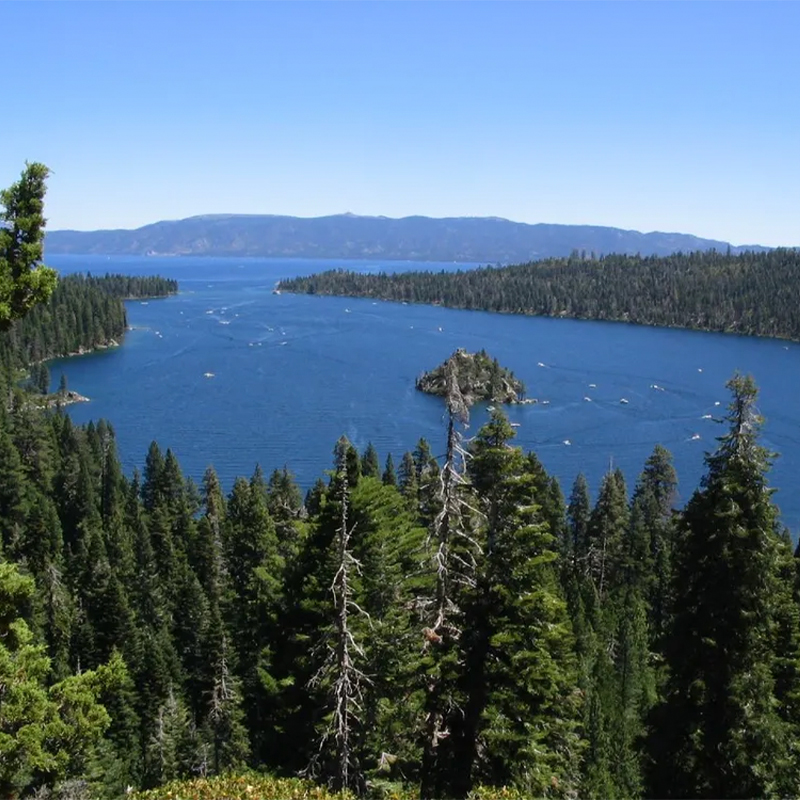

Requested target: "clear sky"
[{"left": 3, "top": 2, "right": 799, "bottom": 245}]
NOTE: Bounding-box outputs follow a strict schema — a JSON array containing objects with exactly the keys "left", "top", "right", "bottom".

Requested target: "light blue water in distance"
[{"left": 48, "top": 254, "right": 800, "bottom": 534}]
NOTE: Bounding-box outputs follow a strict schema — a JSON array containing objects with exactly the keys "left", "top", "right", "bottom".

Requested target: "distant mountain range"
[{"left": 45, "top": 213, "right": 770, "bottom": 262}]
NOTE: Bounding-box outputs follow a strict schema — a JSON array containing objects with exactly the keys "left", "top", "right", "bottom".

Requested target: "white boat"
[
  {"left": 563, "top": 439, "right": 571, "bottom": 446},
  {"left": 589, "top": 383, "right": 597, "bottom": 388},
  {"left": 701, "top": 414, "right": 712, "bottom": 419},
  {"left": 583, "top": 396, "right": 592, "bottom": 402},
  {"left": 537, "top": 362, "right": 546, "bottom": 367},
  {"left": 714, "top": 401, "right": 721, "bottom": 406},
  {"left": 510, "top": 422, "right": 521, "bottom": 428},
  {"left": 691, "top": 433, "right": 701, "bottom": 440},
  {"left": 619, "top": 398, "right": 629, "bottom": 404},
  {"left": 203, "top": 372, "right": 214, "bottom": 378},
  {"left": 541, "top": 400, "right": 550, "bottom": 405}
]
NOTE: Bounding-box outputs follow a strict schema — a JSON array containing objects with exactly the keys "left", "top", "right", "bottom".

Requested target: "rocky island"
[{"left": 416, "top": 348, "right": 528, "bottom": 406}]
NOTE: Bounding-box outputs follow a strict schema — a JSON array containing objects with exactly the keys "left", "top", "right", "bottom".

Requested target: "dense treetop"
[
  {"left": 0, "top": 348, "right": 798, "bottom": 799},
  {"left": 278, "top": 248, "right": 800, "bottom": 341}
]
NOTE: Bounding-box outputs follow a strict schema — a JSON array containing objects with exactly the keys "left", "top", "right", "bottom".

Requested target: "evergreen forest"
[
  {"left": 278, "top": 248, "right": 800, "bottom": 341},
  {"left": 3, "top": 164, "right": 800, "bottom": 800}
]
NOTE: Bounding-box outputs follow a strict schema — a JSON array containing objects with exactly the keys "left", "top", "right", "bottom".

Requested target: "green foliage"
[
  {"left": 0, "top": 352, "right": 798, "bottom": 800},
  {"left": 0, "top": 562, "right": 120, "bottom": 797},
  {"left": 0, "top": 162, "right": 58, "bottom": 331},
  {"left": 129, "top": 772, "right": 358, "bottom": 800},
  {"left": 647, "top": 375, "right": 800, "bottom": 798}
]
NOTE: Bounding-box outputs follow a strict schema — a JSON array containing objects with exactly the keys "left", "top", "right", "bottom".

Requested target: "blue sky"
[{"left": 4, "top": 2, "right": 799, "bottom": 245}]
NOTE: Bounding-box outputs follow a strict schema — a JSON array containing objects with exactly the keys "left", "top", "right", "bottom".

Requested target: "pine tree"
[
  {"left": 224, "top": 475, "right": 283, "bottom": 762},
  {"left": 0, "top": 162, "right": 58, "bottom": 330},
  {"left": 360, "top": 442, "right": 380, "bottom": 479},
  {"left": 419, "top": 360, "right": 478, "bottom": 800},
  {"left": 456, "top": 409, "right": 583, "bottom": 796},
  {"left": 567, "top": 473, "right": 591, "bottom": 573},
  {"left": 301, "top": 440, "right": 372, "bottom": 793},
  {"left": 382, "top": 453, "right": 397, "bottom": 487},
  {"left": 647, "top": 374, "right": 800, "bottom": 798},
  {"left": 266, "top": 465, "right": 304, "bottom": 566}
]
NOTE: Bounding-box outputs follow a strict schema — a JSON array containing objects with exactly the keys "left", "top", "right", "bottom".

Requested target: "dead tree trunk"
[
  {"left": 420, "top": 359, "right": 480, "bottom": 799},
  {"left": 307, "top": 464, "right": 368, "bottom": 794}
]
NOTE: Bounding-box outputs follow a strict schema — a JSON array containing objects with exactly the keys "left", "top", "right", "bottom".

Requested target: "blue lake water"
[{"left": 48, "top": 254, "right": 800, "bottom": 533}]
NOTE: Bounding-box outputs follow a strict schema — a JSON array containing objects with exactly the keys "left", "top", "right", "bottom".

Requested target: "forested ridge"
[{"left": 278, "top": 248, "right": 800, "bottom": 341}]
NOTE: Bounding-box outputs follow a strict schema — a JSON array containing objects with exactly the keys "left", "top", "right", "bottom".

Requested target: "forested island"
[
  {"left": 278, "top": 248, "right": 800, "bottom": 341},
  {"left": 5, "top": 163, "right": 800, "bottom": 800},
  {"left": 416, "top": 349, "right": 526, "bottom": 405}
]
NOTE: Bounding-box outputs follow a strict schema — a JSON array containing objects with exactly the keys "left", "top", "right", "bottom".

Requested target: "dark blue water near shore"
[{"left": 48, "top": 254, "right": 800, "bottom": 533}]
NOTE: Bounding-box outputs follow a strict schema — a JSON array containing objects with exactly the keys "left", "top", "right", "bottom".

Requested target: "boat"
[
  {"left": 589, "top": 383, "right": 597, "bottom": 388},
  {"left": 583, "top": 396, "right": 592, "bottom": 402},
  {"left": 203, "top": 372, "right": 215, "bottom": 378},
  {"left": 537, "top": 362, "right": 546, "bottom": 367},
  {"left": 701, "top": 414, "right": 712, "bottom": 419},
  {"left": 619, "top": 398, "right": 629, "bottom": 404},
  {"left": 510, "top": 422, "right": 521, "bottom": 428},
  {"left": 691, "top": 433, "right": 701, "bottom": 440},
  {"left": 563, "top": 439, "right": 571, "bottom": 446},
  {"left": 541, "top": 400, "right": 550, "bottom": 405}
]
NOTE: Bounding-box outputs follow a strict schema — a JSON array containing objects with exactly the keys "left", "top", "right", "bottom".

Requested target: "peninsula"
[{"left": 416, "top": 348, "right": 527, "bottom": 406}]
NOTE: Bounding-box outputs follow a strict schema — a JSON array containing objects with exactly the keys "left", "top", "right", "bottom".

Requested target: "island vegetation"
[
  {"left": 416, "top": 348, "right": 527, "bottom": 405},
  {"left": 4, "top": 163, "right": 800, "bottom": 800},
  {"left": 278, "top": 248, "right": 800, "bottom": 341}
]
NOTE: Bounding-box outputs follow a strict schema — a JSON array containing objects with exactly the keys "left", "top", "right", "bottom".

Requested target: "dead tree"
[
  {"left": 306, "top": 463, "right": 370, "bottom": 794},
  {"left": 419, "top": 357, "right": 482, "bottom": 799}
]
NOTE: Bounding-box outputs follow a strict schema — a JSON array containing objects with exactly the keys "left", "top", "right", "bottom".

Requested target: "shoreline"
[{"left": 278, "top": 291, "right": 800, "bottom": 346}]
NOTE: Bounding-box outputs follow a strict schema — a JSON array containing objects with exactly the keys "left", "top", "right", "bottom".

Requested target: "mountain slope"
[{"left": 45, "top": 213, "right": 769, "bottom": 261}]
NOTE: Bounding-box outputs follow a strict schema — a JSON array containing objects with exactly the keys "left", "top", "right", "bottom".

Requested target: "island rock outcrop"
[{"left": 416, "top": 348, "right": 527, "bottom": 406}]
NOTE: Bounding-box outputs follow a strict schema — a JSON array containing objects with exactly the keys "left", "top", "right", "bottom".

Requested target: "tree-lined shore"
[{"left": 278, "top": 248, "right": 800, "bottom": 341}]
